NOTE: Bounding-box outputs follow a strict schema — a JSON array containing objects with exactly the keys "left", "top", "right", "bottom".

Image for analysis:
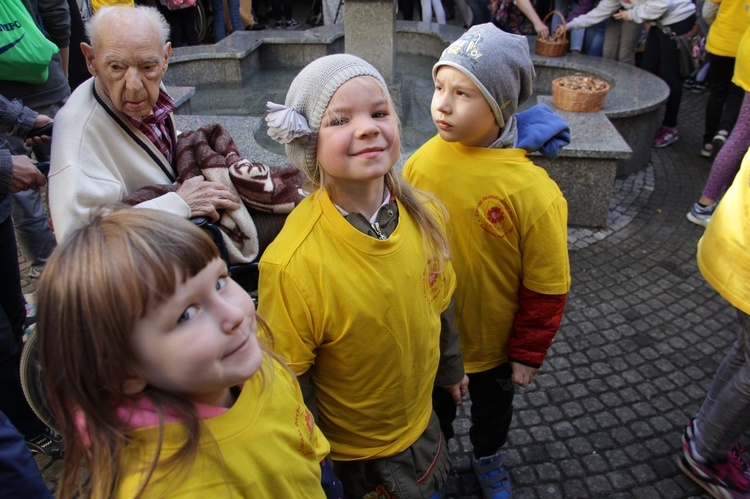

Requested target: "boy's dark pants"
[{"left": 433, "top": 362, "right": 515, "bottom": 459}]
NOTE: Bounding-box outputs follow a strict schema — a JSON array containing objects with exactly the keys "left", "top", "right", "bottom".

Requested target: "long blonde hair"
[
  {"left": 316, "top": 76, "right": 451, "bottom": 266},
  {"left": 36, "top": 206, "right": 275, "bottom": 498}
]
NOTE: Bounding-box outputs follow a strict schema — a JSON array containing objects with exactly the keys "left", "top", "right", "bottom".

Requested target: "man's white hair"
[{"left": 85, "top": 5, "right": 170, "bottom": 51}]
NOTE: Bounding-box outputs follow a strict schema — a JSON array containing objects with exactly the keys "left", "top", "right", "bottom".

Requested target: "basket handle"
[{"left": 542, "top": 9, "right": 567, "bottom": 42}]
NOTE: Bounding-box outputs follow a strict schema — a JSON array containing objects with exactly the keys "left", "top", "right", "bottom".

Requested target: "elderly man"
[{"left": 49, "top": 5, "right": 240, "bottom": 241}]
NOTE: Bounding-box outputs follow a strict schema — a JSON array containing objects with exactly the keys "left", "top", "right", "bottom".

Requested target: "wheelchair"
[{"left": 20, "top": 209, "right": 288, "bottom": 432}]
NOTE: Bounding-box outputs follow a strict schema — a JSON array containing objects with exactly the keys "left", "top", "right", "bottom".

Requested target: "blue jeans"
[
  {"left": 583, "top": 19, "right": 606, "bottom": 57},
  {"left": 695, "top": 309, "right": 750, "bottom": 462},
  {"left": 551, "top": 1, "right": 585, "bottom": 52},
  {"left": 7, "top": 102, "right": 59, "bottom": 272},
  {"left": 212, "top": 0, "right": 243, "bottom": 41},
  {"left": 10, "top": 189, "right": 56, "bottom": 271}
]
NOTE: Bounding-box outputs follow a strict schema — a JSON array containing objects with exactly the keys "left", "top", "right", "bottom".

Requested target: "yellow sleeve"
[{"left": 258, "top": 262, "right": 319, "bottom": 376}]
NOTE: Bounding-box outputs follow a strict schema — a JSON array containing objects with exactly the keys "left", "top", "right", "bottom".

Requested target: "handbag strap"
[{"left": 656, "top": 22, "right": 679, "bottom": 40}]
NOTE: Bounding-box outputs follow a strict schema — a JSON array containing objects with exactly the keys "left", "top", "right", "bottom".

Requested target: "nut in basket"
[{"left": 551, "top": 75, "right": 610, "bottom": 112}]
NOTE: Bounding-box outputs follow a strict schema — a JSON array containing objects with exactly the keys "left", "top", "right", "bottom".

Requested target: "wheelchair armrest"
[{"left": 191, "top": 217, "right": 230, "bottom": 264}]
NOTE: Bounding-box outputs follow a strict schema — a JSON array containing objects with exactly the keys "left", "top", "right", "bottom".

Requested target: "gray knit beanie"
[
  {"left": 265, "top": 54, "right": 388, "bottom": 183},
  {"left": 434, "top": 23, "right": 535, "bottom": 129}
]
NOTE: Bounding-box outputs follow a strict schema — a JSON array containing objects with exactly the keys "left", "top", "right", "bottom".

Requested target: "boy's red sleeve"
[{"left": 507, "top": 285, "right": 567, "bottom": 368}]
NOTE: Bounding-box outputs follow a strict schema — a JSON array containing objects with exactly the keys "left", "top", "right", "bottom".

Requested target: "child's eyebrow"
[{"left": 326, "top": 98, "right": 388, "bottom": 116}]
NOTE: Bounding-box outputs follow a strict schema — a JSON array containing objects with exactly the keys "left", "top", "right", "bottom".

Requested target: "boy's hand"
[
  {"left": 510, "top": 361, "right": 538, "bottom": 388},
  {"left": 554, "top": 25, "right": 566, "bottom": 39},
  {"left": 442, "top": 374, "right": 469, "bottom": 405}
]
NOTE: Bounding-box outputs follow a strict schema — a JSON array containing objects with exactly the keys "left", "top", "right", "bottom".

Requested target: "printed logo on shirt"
[
  {"left": 422, "top": 257, "right": 442, "bottom": 304},
  {"left": 294, "top": 404, "right": 316, "bottom": 457},
  {"left": 475, "top": 195, "right": 516, "bottom": 240}
]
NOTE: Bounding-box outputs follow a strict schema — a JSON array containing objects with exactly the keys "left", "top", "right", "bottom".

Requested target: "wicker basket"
[
  {"left": 551, "top": 75, "right": 610, "bottom": 112},
  {"left": 535, "top": 10, "right": 568, "bottom": 57}
]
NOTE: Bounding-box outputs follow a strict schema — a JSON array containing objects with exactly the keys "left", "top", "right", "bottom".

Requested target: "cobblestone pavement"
[{"left": 24, "top": 89, "right": 731, "bottom": 497}]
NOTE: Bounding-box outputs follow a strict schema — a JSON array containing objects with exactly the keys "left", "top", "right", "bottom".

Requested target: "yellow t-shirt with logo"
[
  {"left": 117, "top": 358, "right": 329, "bottom": 497},
  {"left": 706, "top": 0, "right": 749, "bottom": 57},
  {"left": 258, "top": 190, "right": 456, "bottom": 461},
  {"left": 404, "top": 137, "right": 571, "bottom": 373},
  {"left": 697, "top": 148, "right": 750, "bottom": 314}
]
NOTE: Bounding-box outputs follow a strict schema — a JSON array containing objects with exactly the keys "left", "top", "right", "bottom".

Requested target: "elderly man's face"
[{"left": 81, "top": 23, "right": 171, "bottom": 118}]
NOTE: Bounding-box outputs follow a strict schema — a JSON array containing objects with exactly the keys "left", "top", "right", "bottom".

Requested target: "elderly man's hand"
[
  {"left": 176, "top": 175, "right": 241, "bottom": 220},
  {"left": 10, "top": 156, "right": 46, "bottom": 192}
]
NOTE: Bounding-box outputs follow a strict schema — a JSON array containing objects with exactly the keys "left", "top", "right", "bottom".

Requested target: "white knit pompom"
[{"left": 265, "top": 102, "right": 312, "bottom": 144}]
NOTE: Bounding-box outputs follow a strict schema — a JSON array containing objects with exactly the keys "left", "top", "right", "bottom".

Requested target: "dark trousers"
[
  {"left": 703, "top": 53, "right": 744, "bottom": 144},
  {"left": 0, "top": 215, "right": 43, "bottom": 437},
  {"left": 0, "top": 411, "right": 52, "bottom": 498},
  {"left": 639, "top": 15, "right": 696, "bottom": 128},
  {"left": 433, "top": 362, "right": 514, "bottom": 458}
]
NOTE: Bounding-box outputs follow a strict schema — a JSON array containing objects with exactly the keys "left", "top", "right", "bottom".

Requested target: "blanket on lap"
[{"left": 124, "top": 123, "right": 307, "bottom": 264}]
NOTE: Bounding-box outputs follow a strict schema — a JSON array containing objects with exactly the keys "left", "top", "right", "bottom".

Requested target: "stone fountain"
[{"left": 163, "top": 4, "right": 669, "bottom": 227}]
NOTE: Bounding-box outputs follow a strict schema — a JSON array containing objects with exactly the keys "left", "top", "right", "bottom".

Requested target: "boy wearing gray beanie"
[{"left": 403, "top": 23, "right": 572, "bottom": 499}]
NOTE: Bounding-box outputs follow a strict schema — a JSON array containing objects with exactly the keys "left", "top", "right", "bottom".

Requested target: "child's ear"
[{"left": 122, "top": 373, "right": 148, "bottom": 396}]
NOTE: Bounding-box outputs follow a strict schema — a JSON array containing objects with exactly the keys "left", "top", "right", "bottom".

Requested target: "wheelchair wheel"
[{"left": 20, "top": 329, "right": 58, "bottom": 432}]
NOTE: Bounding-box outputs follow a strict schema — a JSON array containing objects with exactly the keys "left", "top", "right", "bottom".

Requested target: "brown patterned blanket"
[{"left": 123, "top": 123, "right": 307, "bottom": 263}]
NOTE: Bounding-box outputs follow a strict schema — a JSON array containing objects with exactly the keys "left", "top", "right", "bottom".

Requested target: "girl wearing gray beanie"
[{"left": 259, "top": 54, "right": 469, "bottom": 497}]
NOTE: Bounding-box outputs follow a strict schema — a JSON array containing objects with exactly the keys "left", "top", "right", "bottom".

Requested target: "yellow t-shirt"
[
  {"left": 697, "top": 148, "right": 750, "bottom": 314},
  {"left": 117, "top": 359, "right": 329, "bottom": 497},
  {"left": 403, "top": 137, "right": 571, "bottom": 373},
  {"left": 91, "top": 0, "right": 134, "bottom": 12},
  {"left": 706, "top": 0, "right": 749, "bottom": 57},
  {"left": 258, "top": 190, "right": 456, "bottom": 461},
  {"left": 732, "top": 7, "right": 750, "bottom": 91}
]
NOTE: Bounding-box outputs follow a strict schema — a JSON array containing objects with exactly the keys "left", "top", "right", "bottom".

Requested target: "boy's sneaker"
[
  {"left": 274, "top": 20, "right": 284, "bottom": 28},
  {"left": 471, "top": 453, "right": 513, "bottom": 499},
  {"left": 653, "top": 126, "right": 679, "bottom": 148},
  {"left": 25, "top": 426, "right": 64, "bottom": 459},
  {"left": 713, "top": 130, "right": 729, "bottom": 158},
  {"left": 700, "top": 143, "right": 714, "bottom": 158},
  {"left": 687, "top": 201, "right": 717, "bottom": 227},
  {"left": 683, "top": 77, "right": 696, "bottom": 89},
  {"left": 679, "top": 432, "right": 750, "bottom": 498},
  {"left": 285, "top": 18, "right": 300, "bottom": 29}
]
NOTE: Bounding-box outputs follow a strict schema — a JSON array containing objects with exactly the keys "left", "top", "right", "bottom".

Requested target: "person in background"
[
  {"left": 212, "top": 0, "right": 243, "bottom": 40},
  {"left": 270, "top": 0, "right": 299, "bottom": 28},
  {"left": 678, "top": 147, "right": 750, "bottom": 499},
  {"left": 0, "top": 94, "right": 63, "bottom": 459},
  {"left": 155, "top": 0, "right": 199, "bottom": 47},
  {"left": 0, "top": 0, "right": 70, "bottom": 279},
  {"left": 696, "top": 0, "right": 747, "bottom": 159},
  {"left": 557, "top": 0, "right": 696, "bottom": 148},
  {"left": 687, "top": 19, "right": 750, "bottom": 227},
  {"left": 0, "top": 411, "right": 53, "bottom": 498},
  {"left": 90, "top": 0, "right": 133, "bottom": 11},
  {"left": 422, "top": 0, "right": 446, "bottom": 23}
]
